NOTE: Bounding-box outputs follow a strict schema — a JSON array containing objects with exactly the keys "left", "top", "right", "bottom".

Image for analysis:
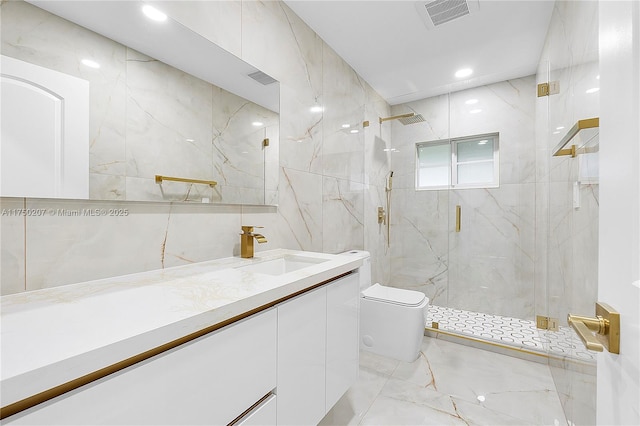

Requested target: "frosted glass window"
[
  {"left": 416, "top": 142, "right": 450, "bottom": 188},
  {"left": 418, "top": 143, "right": 450, "bottom": 167},
  {"left": 453, "top": 134, "right": 498, "bottom": 188},
  {"left": 457, "top": 139, "right": 494, "bottom": 162},
  {"left": 457, "top": 162, "right": 494, "bottom": 184},
  {"left": 418, "top": 166, "right": 449, "bottom": 187},
  {"left": 416, "top": 133, "right": 499, "bottom": 190}
]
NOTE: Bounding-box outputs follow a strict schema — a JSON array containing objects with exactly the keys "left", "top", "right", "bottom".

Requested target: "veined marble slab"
[{"left": 0, "top": 249, "right": 362, "bottom": 408}]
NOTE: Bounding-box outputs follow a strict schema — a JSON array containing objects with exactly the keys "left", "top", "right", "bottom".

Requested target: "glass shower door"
[
  {"left": 545, "top": 51, "right": 599, "bottom": 424},
  {"left": 445, "top": 84, "right": 538, "bottom": 340}
]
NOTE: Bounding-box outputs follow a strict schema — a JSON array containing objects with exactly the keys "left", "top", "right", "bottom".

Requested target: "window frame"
[{"left": 415, "top": 132, "right": 500, "bottom": 191}]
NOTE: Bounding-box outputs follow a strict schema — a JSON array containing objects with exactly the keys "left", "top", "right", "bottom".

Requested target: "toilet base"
[{"left": 360, "top": 297, "right": 428, "bottom": 363}]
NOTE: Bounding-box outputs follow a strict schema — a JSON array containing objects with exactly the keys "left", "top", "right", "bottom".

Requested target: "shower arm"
[{"left": 379, "top": 113, "right": 415, "bottom": 124}]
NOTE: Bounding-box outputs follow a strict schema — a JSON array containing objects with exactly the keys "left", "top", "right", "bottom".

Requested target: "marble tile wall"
[
  {"left": 535, "top": 1, "right": 600, "bottom": 425},
  {"left": 0, "top": 0, "right": 391, "bottom": 294},
  {"left": 389, "top": 76, "right": 538, "bottom": 320}
]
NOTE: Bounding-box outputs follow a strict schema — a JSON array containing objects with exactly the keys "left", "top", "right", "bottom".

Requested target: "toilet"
[{"left": 341, "top": 250, "right": 429, "bottom": 362}]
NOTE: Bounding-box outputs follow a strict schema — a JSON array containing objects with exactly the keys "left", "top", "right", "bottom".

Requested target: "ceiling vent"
[
  {"left": 415, "top": 0, "right": 479, "bottom": 29},
  {"left": 248, "top": 70, "right": 277, "bottom": 85}
]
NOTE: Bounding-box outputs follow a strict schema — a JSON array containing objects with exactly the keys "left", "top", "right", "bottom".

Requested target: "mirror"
[{"left": 1, "top": 0, "right": 279, "bottom": 205}]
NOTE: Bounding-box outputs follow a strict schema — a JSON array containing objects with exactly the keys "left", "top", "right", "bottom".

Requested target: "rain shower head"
[
  {"left": 379, "top": 112, "right": 426, "bottom": 125},
  {"left": 398, "top": 114, "right": 426, "bottom": 125}
]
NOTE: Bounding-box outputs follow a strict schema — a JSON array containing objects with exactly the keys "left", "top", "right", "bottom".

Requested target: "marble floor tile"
[
  {"left": 322, "top": 337, "right": 568, "bottom": 426},
  {"left": 422, "top": 338, "right": 566, "bottom": 425},
  {"left": 358, "top": 395, "right": 469, "bottom": 426},
  {"left": 320, "top": 351, "right": 400, "bottom": 426}
]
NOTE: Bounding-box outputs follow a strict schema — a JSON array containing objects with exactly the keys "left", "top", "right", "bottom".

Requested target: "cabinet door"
[
  {"left": 5, "top": 309, "right": 277, "bottom": 425},
  {"left": 326, "top": 273, "right": 360, "bottom": 410},
  {"left": 276, "top": 287, "right": 327, "bottom": 426}
]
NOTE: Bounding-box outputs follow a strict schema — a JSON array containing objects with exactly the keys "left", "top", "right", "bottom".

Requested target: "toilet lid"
[{"left": 362, "top": 283, "right": 427, "bottom": 307}]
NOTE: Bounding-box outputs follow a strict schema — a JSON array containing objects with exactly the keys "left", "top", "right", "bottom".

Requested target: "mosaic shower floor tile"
[{"left": 426, "top": 304, "right": 595, "bottom": 362}]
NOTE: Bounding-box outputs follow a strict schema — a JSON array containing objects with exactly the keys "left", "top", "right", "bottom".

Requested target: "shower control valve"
[{"left": 377, "top": 206, "right": 386, "bottom": 224}]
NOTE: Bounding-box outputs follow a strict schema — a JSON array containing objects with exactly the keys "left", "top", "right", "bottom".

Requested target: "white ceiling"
[{"left": 284, "top": 0, "right": 555, "bottom": 105}]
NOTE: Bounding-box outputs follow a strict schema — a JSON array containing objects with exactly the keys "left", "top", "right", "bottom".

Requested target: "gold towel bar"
[{"left": 155, "top": 175, "right": 217, "bottom": 187}]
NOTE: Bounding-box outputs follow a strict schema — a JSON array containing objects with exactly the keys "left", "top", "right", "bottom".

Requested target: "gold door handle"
[
  {"left": 455, "top": 205, "right": 461, "bottom": 232},
  {"left": 568, "top": 317, "right": 604, "bottom": 351},
  {"left": 567, "top": 302, "right": 620, "bottom": 354}
]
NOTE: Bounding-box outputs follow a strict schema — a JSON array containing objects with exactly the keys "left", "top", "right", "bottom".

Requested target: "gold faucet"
[{"left": 240, "top": 226, "right": 268, "bottom": 258}]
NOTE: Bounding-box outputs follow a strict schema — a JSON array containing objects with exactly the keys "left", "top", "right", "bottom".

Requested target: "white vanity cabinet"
[
  {"left": 276, "top": 272, "right": 360, "bottom": 425},
  {"left": 5, "top": 309, "right": 277, "bottom": 425},
  {"left": 3, "top": 270, "right": 360, "bottom": 426},
  {"left": 277, "top": 286, "right": 328, "bottom": 425},
  {"left": 325, "top": 271, "right": 360, "bottom": 411}
]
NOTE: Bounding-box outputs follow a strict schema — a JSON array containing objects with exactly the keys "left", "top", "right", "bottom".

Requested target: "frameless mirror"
[{"left": 1, "top": 0, "right": 279, "bottom": 205}]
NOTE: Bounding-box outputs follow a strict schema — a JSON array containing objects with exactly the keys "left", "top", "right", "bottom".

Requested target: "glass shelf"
[{"left": 552, "top": 117, "right": 599, "bottom": 157}]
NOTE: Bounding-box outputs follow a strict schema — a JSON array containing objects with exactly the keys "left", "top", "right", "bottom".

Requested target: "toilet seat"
[{"left": 361, "top": 283, "right": 426, "bottom": 307}]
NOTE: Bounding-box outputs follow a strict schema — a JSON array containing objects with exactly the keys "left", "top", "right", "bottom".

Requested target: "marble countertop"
[{"left": 0, "top": 249, "right": 363, "bottom": 409}]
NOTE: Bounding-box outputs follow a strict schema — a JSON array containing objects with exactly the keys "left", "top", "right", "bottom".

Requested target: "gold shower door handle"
[
  {"left": 569, "top": 319, "right": 603, "bottom": 352},
  {"left": 567, "top": 302, "right": 620, "bottom": 354},
  {"left": 455, "top": 205, "right": 461, "bottom": 232}
]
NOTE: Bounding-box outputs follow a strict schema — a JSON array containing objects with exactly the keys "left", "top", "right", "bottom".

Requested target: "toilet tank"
[{"left": 340, "top": 250, "right": 371, "bottom": 291}]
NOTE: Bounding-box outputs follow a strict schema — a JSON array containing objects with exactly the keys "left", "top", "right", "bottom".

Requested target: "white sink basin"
[{"left": 237, "top": 255, "right": 328, "bottom": 276}]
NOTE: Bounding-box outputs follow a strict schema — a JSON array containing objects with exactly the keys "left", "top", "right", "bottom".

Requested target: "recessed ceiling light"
[
  {"left": 455, "top": 68, "right": 473, "bottom": 78},
  {"left": 465, "top": 99, "right": 478, "bottom": 105},
  {"left": 553, "top": 131, "right": 561, "bottom": 134},
  {"left": 310, "top": 105, "right": 323, "bottom": 113},
  {"left": 586, "top": 87, "right": 600, "bottom": 94},
  {"left": 470, "top": 109, "right": 482, "bottom": 114},
  {"left": 350, "top": 129, "right": 359, "bottom": 134},
  {"left": 556, "top": 126, "right": 565, "bottom": 130},
  {"left": 81, "top": 59, "right": 100, "bottom": 69},
  {"left": 252, "top": 121, "right": 264, "bottom": 127},
  {"left": 185, "top": 138, "right": 195, "bottom": 142},
  {"left": 596, "top": 75, "right": 600, "bottom": 80},
  {"left": 477, "top": 395, "right": 486, "bottom": 402},
  {"left": 342, "top": 124, "right": 351, "bottom": 128},
  {"left": 142, "top": 5, "right": 167, "bottom": 22}
]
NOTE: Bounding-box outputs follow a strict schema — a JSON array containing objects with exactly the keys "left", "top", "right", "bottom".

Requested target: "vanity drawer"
[
  {"left": 234, "top": 394, "right": 276, "bottom": 426},
  {"left": 4, "top": 309, "right": 277, "bottom": 425}
]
